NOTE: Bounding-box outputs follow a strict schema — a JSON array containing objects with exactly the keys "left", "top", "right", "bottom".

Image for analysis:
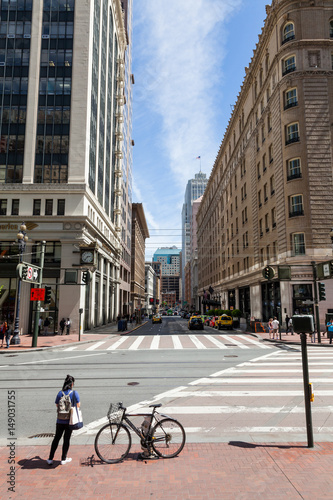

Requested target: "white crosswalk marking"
[
  {"left": 61, "top": 334, "right": 270, "bottom": 352},
  {"left": 172, "top": 335, "right": 183, "bottom": 349},
  {"left": 222, "top": 335, "right": 250, "bottom": 349},
  {"left": 189, "top": 335, "right": 207, "bottom": 349}
]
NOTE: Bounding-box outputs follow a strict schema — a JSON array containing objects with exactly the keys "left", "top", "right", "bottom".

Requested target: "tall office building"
[
  {"left": 153, "top": 247, "right": 181, "bottom": 303},
  {"left": 0, "top": 0, "right": 131, "bottom": 333},
  {"left": 197, "top": 0, "right": 333, "bottom": 324},
  {"left": 181, "top": 172, "right": 208, "bottom": 302}
]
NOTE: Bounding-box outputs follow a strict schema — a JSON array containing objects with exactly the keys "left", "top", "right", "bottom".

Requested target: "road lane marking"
[
  {"left": 189, "top": 377, "right": 331, "bottom": 384},
  {"left": 222, "top": 335, "right": 249, "bottom": 349},
  {"left": 189, "top": 335, "right": 207, "bottom": 349},
  {"left": 106, "top": 337, "right": 128, "bottom": 350},
  {"left": 128, "top": 336, "right": 145, "bottom": 350},
  {"left": 153, "top": 405, "right": 333, "bottom": 414},
  {"left": 172, "top": 336, "right": 183, "bottom": 349},
  {"left": 237, "top": 335, "right": 271, "bottom": 349},
  {"left": 4, "top": 352, "right": 104, "bottom": 367},
  {"left": 164, "top": 390, "right": 333, "bottom": 397},
  {"left": 204, "top": 335, "right": 228, "bottom": 349},
  {"left": 150, "top": 336, "right": 160, "bottom": 349},
  {"left": 86, "top": 341, "right": 107, "bottom": 351}
]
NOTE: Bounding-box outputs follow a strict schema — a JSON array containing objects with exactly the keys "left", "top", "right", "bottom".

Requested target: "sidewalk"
[
  {"left": 255, "top": 328, "right": 333, "bottom": 346},
  {"left": 0, "top": 321, "right": 146, "bottom": 353},
  {"left": 1, "top": 442, "right": 332, "bottom": 499}
]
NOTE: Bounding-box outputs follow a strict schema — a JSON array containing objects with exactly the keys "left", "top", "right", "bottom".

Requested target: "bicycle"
[{"left": 94, "top": 402, "right": 186, "bottom": 463}]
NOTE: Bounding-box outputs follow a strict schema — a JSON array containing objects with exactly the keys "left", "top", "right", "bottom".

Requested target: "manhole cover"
[
  {"left": 29, "top": 433, "right": 55, "bottom": 439},
  {"left": 127, "top": 382, "right": 139, "bottom": 386}
]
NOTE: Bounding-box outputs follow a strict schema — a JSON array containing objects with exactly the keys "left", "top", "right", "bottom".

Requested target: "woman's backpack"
[{"left": 57, "top": 391, "right": 73, "bottom": 419}]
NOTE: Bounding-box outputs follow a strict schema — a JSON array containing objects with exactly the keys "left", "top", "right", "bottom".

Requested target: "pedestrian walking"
[
  {"left": 59, "top": 318, "right": 66, "bottom": 335},
  {"left": 5, "top": 325, "right": 12, "bottom": 348},
  {"left": 267, "top": 318, "right": 273, "bottom": 339},
  {"left": 285, "top": 315, "right": 290, "bottom": 333},
  {"left": 0, "top": 321, "right": 4, "bottom": 348},
  {"left": 47, "top": 374, "right": 80, "bottom": 466},
  {"left": 38, "top": 317, "right": 42, "bottom": 335},
  {"left": 327, "top": 319, "right": 333, "bottom": 344},
  {"left": 272, "top": 317, "right": 279, "bottom": 340},
  {"left": 65, "top": 318, "right": 71, "bottom": 335},
  {"left": 288, "top": 318, "right": 294, "bottom": 335},
  {"left": 43, "top": 317, "right": 50, "bottom": 335}
]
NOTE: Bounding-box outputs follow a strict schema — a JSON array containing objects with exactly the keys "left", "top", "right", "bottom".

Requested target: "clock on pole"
[{"left": 80, "top": 248, "right": 95, "bottom": 265}]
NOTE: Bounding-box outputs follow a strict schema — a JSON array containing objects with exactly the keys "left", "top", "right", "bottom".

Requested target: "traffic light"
[
  {"left": 21, "top": 264, "right": 28, "bottom": 280},
  {"left": 44, "top": 286, "right": 52, "bottom": 304},
  {"left": 82, "top": 270, "right": 92, "bottom": 284},
  {"left": 318, "top": 282, "right": 326, "bottom": 301},
  {"left": 262, "top": 266, "right": 275, "bottom": 280}
]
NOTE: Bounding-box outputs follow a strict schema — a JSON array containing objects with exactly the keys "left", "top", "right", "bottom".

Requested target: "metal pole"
[
  {"left": 79, "top": 308, "right": 83, "bottom": 341},
  {"left": 300, "top": 332, "right": 314, "bottom": 448},
  {"left": 11, "top": 223, "right": 28, "bottom": 345},
  {"left": 311, "top": 261, "right": 321, "bottom": 343},
  {"left": 32, "top": 241, "right": 46, "bottom": 348}
]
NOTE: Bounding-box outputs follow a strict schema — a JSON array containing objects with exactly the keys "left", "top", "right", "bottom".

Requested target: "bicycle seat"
[{"left": 149, "top": 403, "right": 162, "bottom": 408}]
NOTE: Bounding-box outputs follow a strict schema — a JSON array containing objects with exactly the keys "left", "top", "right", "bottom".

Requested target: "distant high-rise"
[
  {"left": 181, "top": 172, "right": 208, "bottom": 301},
  {"left": 153, "top": 247, "right": 181, "bottom": 302}
]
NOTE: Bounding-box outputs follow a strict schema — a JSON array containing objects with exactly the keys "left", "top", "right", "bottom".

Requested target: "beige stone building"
[
  {"left": 130, "top": 203, "right": 149, "bottom": 314},
  {"left": 197, "top": 0, "right": 333, "bottom": 326}
]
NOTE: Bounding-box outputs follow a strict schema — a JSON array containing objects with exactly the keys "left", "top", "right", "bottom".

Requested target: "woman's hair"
[{"left": 62, "top": 374, "right": 75, "bottom": 391}]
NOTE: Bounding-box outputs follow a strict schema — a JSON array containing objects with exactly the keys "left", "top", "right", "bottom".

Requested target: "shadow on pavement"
[
  {"left": 17, "top": 456, "right": 57, "bottom": 469},
  {"left": 228, "top": 441, "right": 306, "bottom": 449}
]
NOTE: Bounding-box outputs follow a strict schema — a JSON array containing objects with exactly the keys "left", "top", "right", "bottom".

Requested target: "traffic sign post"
[
  {"left": 32, "top": 241, "right": 46, "bottom": 348},
  {"left": 16, "top": 262, "right": 41, "bottom": 284},
  {"left": 30, "top": 288, "right": 45, "bottom": 301}
]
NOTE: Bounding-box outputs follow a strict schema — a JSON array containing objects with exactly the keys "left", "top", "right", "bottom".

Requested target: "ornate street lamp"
[{"left": 12, "top": 223, "right": 28, "bottom": 345}]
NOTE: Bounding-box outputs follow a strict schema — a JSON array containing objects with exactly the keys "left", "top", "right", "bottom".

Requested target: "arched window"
[
  {"left": 282, "top": 22, "right": 295, "bottom": 44},
  {"left": 282, "top": 55, "right": 296, "bottom": 76}
]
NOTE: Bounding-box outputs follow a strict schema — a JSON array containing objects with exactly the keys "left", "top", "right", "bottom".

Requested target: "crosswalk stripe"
[
  {"left": 106, "top": 337, "right": 128, "bottom": 350},
  {"left": 190, "top": 377, "right": 330, "bottom": 384},
  {"left": 63, "top": 346, "right": 78, "bottom": 351},
  {"left": 128, "top": 336, "right": 145, "bottom": 350},
  {"left": 204, "top": 334, "right": 228, "bottom": 349},
  {"left": 221, "top": 335, "right": 249, "bottom": 349},
  {"left": 237, "top": 335, "right": 271, "bottom": 349},
  {"left": 150, "top": 336, "right": 160, "bottom": 349},
  {"left": 172, "top": 336, "right": 183, "bottom": 349},
  {"left": 157, "top": 406, "right": 333, "bottom": 414},
  {"left": 165, "top": 390, "right": 333, "bottom": 397},
  {"left": 189, "top": 335, "right": 207, "bottom": 349},
  {"left": 86, "top": 341, "right": 107, "bottom": 351}
]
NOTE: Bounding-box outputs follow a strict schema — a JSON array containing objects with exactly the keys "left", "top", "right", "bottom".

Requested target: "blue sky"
[{"left": 131, "top": 0, "right": 268, "bottom": 261}]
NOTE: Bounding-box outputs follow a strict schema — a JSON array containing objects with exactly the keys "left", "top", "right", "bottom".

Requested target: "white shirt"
[{"left": 272, "top": 319, "right": 279, "bottom": 329}]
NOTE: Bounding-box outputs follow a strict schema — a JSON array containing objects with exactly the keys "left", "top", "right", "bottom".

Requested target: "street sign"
[
  {"left": 17, "top": 262, "right": 41, "bottom": 284},
  {"left": 30, "top": 288, "right": 45, "bottom": 301}
]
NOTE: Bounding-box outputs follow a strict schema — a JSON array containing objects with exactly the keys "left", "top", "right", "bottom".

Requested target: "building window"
[
  {"left": 262, "top": 154, "right": 267, "bottom": 172},
  {"left": 33, "top": 199, "right": 41, "bottom": 216},
  {"left": 289, "top": 195, "right": 304, "bottom": 217},
  {"left": 285, "top": 88, "right": 298, "bottom": 109},
  {"left": 259, "top": 218, "right": 263, "bottom": 237},
  {"left": 282, "top": 55, "right": 296, "bottom": 76},
  {"left": 286, "top": 122, "right": 300, "bottom": 145},
  {"left": 287, "top": 158, "right": 301, "bottom": 180},
  {"left": 330, "top": 20, "right": 333, "bottom": 37},
  {"left": 282, "top": 22, "right": 295, "bottom": 44},
  {"left": 271, "top": 207, "right": 276, "bottom": 228},
  {"left": 0, "top": 199, "right": 7, "bottom": 215},
  {"left": 292, "top": 233, "right": 305, "bottom": 255},
  {"left": 258, "top": 190, "right": 262, "bottom": 208},
  {"left": 269, "top": 144, "right": 273, "bottom": 163},
  {"left": 264, "top": 183, "right": 268, "bottom": 202},
  {"left": 11, "top": 199, "right": 19, "bottom": 215},
  {"left": 57, "top": 199, "right": 65, "bottom": 215},
  {"left": 45, "top": 199, "right": 53, "bottom": 216},
  {"left": 270, "top": 175, "right": 275, "bottom": 195},
  {"left": 257, "top": 162, "right": 261, "bottom": 179}
]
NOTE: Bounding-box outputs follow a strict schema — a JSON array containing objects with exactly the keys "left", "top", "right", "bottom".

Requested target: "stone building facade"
[{"left": 197, "top": 0, "right": 333, "bottom": 326}]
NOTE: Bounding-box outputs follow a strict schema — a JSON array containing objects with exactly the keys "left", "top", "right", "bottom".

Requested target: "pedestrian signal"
[
  {"left": 21, "top": 264, "right": 28, "bottom": 280},
  {"left": 44, "top": 285, "right": 52, "bottom": 304},
  {"left": 318, "top": 282, "right": 326, "bottom": 301}
]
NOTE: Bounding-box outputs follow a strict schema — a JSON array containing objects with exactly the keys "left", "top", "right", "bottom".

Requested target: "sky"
[{"left": 131, "top": 0, "right": 269, "bottom": 261}]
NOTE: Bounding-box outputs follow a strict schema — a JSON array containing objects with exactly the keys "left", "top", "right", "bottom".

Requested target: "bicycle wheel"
[
  {"left": 151, "top": 418, "right": 186, "bottom": 458},
  {"left": 94, "top": 423, "right": 131, "bottom": 464}
]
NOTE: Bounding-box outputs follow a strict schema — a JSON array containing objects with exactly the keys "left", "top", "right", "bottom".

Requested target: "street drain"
[
  {"left": 127, "top": 382, "right": 139, "bottom": 386},
  {"left": 29, "top": 433, "right": 55, "bottom": 439},
  {"left": 224, "top": 355, "right": 238, "bottom": 357}
]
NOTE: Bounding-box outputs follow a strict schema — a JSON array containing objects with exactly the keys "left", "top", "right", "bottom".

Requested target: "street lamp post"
[{"left": 12, "top": 223, "right": 28, "bottom": 345}]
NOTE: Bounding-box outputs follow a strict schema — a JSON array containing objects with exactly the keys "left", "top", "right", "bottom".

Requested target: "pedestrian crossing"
[
  {"left": 75, "top": 347, "right": 333, "bottom": 443},
  {"left": 62, "top": 333, "right": 271, "bottom": 351}
]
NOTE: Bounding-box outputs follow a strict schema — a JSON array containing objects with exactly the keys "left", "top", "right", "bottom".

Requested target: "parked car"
[
  {"left": 152, "top": 315, "right": 162, "bottom": 324},
  {"left": 209, "top": 316, "right": 219, "bottom": 328},
  {"left": 216, "top": 314, "right": 233, "bottom": 330},
  {"left": 188, "top": 316, "right": 204, "bottom": 331}
]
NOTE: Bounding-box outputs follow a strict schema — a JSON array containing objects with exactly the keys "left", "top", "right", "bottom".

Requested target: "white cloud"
[{"left": 134, "top": 0, "right": 242, "bottom": 185}]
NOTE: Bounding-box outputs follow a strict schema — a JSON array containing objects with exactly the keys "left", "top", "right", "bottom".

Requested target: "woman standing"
[
  {"left": 47, "top": 374, "right": 80, "bottom": 465},
  {"left": 268, "top": 318, "right": 273, "bottom": 339}
]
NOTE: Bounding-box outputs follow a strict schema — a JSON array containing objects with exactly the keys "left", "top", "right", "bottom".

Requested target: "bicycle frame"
[{"left": 113, "top": 408, "right": 171, "bottom": 442}]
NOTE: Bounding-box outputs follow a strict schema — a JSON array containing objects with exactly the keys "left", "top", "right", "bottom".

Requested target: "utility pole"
[
  {"left": 32, "top": 241, "right": 46, "bottom": 348},
  {"left": 311, "top": 261, "right": 321, "bottom": 343}
]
